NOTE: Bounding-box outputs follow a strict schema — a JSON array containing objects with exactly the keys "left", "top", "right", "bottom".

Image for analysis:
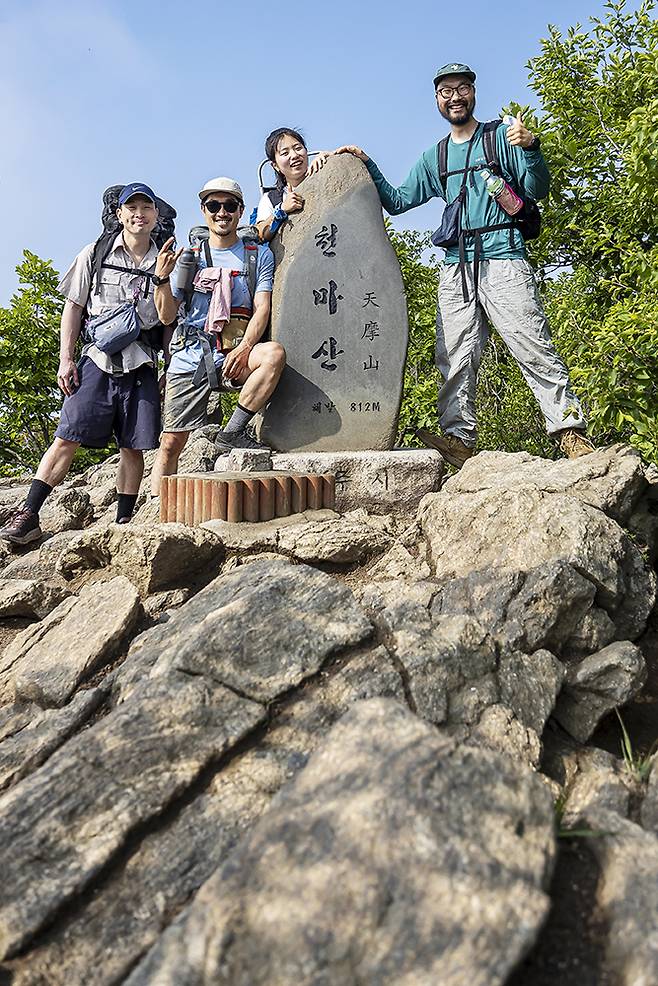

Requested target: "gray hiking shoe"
[
  {"left": 215, "top": 427, "right": 270, "bottom": 453},
  {"left": 416, "top": 429, "right": 475, "bottom": 469},
  {"left": 558, "top": 428, "right": 595, "bottom": 459},
  {"left": 0, "top": 507, "right": 42, "bottom": 545}
]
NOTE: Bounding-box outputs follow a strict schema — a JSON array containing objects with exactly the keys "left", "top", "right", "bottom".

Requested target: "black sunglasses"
[{"left": 203, "top": 198, "right": 241, "bottom": 214}]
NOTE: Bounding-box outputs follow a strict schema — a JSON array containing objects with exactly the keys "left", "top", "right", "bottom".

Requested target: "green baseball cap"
[{"left": 433, "top": 63, "right": 476, "bottom": 88}]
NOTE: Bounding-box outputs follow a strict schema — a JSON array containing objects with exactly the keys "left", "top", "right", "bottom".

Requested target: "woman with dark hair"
[{"left": 256, "top": 128, "right": 329, "bottom": 241}]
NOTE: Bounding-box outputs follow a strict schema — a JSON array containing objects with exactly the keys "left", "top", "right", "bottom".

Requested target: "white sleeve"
[{"left": 255, "top": 192, "right": 275, "bottom": 222}]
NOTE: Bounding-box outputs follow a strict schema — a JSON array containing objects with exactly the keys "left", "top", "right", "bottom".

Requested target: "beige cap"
[{"left": 198, "top": 177, "right": 244, "bottom": 203}]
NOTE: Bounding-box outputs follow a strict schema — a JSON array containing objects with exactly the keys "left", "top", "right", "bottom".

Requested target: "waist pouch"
[
  {"left": 87, "top": 303, "right": 140, "bottom": 355},
  {"left": 220, "top": 310, "right": 249, "bottom": 351},
  {"left": 431, "top": 186, "right": 467, "bottom": 249}
]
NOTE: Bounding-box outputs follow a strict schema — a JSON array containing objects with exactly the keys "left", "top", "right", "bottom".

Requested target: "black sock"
[
  {"left": 25, "top": 479, "right": 53, "bottom": 516},
  {"left": 224, "top": 403, "right": 255, "bottom": 434},
  {"left": 116, "top": 493, "right": 138, "bottom": 522}
]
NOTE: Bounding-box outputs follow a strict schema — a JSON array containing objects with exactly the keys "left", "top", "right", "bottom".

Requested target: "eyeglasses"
[
  {"left": 203, "top": 198, "right": 241, "bottom": 214},
  {"left": 436, "top": 82, "right": 473, "bottom": 99}
]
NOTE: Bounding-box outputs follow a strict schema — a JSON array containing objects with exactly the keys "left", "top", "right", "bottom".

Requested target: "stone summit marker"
[{"left": 258, "top": 154, "right": 409, "bottom": 452}]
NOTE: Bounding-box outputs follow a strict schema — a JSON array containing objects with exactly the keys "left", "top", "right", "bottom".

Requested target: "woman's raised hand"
[
  {"left": 282, "top": 189, "right": 304, "bottom": 213},
  {"left": 307, "top": 151, "right": 330, "bottom": 176}
]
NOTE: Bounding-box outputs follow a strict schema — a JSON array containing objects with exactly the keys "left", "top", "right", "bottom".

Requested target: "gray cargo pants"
[{"left": 435, "top": 258, "right": 586, "bottom": 446}]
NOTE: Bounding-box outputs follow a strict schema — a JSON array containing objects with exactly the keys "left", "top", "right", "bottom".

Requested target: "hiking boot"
[
  {"left": 558, "top": 428, "right": 595, "bottom": 459},
  {"left": 416, "top": 428, "right": 475, "bottom": 469},
  {"left": 0, "top": 507, "right": 42, "bottom": 545},
  {"left": 215, "top": 427, "right": 270, "bottom": 453}
]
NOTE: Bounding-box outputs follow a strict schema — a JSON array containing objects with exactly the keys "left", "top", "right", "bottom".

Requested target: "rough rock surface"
[
  {"left": 3, "top": 576, "right": 141, "bottom": 708},
  {"left": 641, "top": 757, "right": 658, "bottom": 835},
  {"left": 553, "top": 641, "right": 647, "bottom": 742},
  {"left": 0, "top": 673, "right": 265, "bottom": 960},
  {"left": 419, "top": 485, "right": 656, "bottom": 639},
  {"left": 55, "top": 523, "right": 224, "bottom": 594},
  {"left": 564, "top": 750, "right": 658, "bottom": 986},
  {"left": 4, "top": 648, "right": 405, "bottom": 986},
  {"left": 39, "top": 487, "right": 94, "bottom": 534},
  {"left": 127, "top": 699, "right": 555, "bottom": 986},
  {"left": 445, "top": 443, "right": 647, "bottom": 524},
  {"left": 0, "top": 689, "right": 105, "bottom": 792},
  {"left": 119, "top": 560, "right": 373, "bottom": 704},
  {"left": 2, "top": 531, "right": 82, "bottom": 586},
  {"left": 0, "top": 443, "right": 656, "bottom": 986},
  {"left": 259, "top": 154, "right": 409, "bottom": 451},
  {"left": 0, "top": 578, "right": 71, "bottom": 619}
]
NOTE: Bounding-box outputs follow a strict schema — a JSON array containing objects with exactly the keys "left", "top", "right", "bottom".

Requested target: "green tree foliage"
[
  {"left": 528, "top": 0, "right": 658, "bottom": 459},
  {"left": 0, "top": 251, "right": 112, "bottom": 477},
  {"left": 387, "top": 226, "right": 441, "bottom": 445},
  {"left": 0, "top": 251, "right": 63, "bottom": 475}
]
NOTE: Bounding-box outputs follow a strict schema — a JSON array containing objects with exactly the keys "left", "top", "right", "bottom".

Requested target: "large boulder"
[
  {"left": 120, "top": 560, "right": 373, "bottom": 704},
  {"left": 39, "top": 487, "right": 93, "bottom": 534},
  {"left": 55, "top": 523, "right": 224, "bottom": 595},
  {"left": 3, "top": 576, "right": 141, "bottom": 708},
  {"left": 259, "top": 154, "right": 409, "bottom": 451},
  {"left": 553, "top": 642, "right": 647, "bottom": 742},
  {"left": 126, "top": 699, "right": 555, "bottom": 986},
  {"left": 419, "top": 485, "right": 656, "bottom": 640},
  {"left": 0, "top": 672, "right": 265, "bottom": 960},
  {"left": 0, "top": 579, "right": 71, "bottom": 620},
  {"left": 430, "top": 560, "right": 616, "bottom": 660},
  {"left": 445, "top": 444, "right": 647, "bottom": 525}
]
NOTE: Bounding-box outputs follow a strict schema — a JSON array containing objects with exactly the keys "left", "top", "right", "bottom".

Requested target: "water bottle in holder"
[
  {"left": 480, "top": 168, "right": 524, "bottom": 217},
  {"left": 175, "top": 246, "right": 200, "bottom": 295}
]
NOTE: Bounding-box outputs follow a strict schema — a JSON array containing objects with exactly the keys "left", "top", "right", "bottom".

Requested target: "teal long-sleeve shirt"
[{"left": 365, "top": 121, "right": 550, "bottom": 263}]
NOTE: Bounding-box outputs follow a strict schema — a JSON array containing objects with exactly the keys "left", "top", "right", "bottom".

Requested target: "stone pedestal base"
[
  {"left": 161, "top": 472, "right": 335, "bottom": 526},
  {"left": 268, "top": 450, "right": 445, "bottom": 514}
]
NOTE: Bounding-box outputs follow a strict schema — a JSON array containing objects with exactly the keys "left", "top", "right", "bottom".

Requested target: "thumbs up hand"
[{"left": 505, "top": 110, "right": 536, "bottom": 149}]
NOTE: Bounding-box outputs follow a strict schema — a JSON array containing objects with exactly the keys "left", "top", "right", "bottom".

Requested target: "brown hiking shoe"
[
  {"left": 416, "top": 429, "right": 475, "bottom": 469},
  {"left": 0, "top": 507, "right": 42, "bottom": 546},
  {"left": 558, "top": 428, "right": 595, "bottom": 459}
]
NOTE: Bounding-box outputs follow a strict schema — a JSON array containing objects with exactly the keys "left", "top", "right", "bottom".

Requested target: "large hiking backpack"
[{"left": 83, "top": 185, "right": 177, "bottom": 361}]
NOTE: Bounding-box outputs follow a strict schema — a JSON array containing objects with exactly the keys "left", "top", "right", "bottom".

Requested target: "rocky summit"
[{"left": 0, "top": 439, "right": 657, "bottom": 986}]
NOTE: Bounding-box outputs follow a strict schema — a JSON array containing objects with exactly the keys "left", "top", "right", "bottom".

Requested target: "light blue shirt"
[{"left": 168, "top": 239, "right": 274, "bottom": 374}]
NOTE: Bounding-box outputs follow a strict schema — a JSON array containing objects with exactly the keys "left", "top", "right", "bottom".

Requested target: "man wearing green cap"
[{"left": 335, "top": 64, "right": 592, "bottom": 468}]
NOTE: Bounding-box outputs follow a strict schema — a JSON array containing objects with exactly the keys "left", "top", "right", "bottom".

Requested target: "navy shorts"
[{"left": 55, "top": 356, "right": 161, "bottom": 449}]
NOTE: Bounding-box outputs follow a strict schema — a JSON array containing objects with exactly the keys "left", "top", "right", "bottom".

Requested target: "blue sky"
[{"left": 0, "top": 0, "right": 609, "bottom": 304}]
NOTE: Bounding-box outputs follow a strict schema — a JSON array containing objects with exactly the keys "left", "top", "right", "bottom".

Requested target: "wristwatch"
[
  {"left": 526, "top": 135, "right": 541, "bottom": 151},
  {"left": 152, "top": 274, "right": 170, "bottom": 286}
]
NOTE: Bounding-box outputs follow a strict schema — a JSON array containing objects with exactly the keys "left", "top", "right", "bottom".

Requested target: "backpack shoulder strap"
[
  {"left": 269, "top": 186, "right": 284, "bottom": 209},
  {"left": 243, "top": 241, "right": 259, "bottom": 300},
  {"left": 483, "top": 120, "right": 503, "bottom": 172},
  {"left": 90, "top": 232, "right": 116, "bottom": 296},
  {"left": 436, "top": 136, "right": 450, "bottom": 192}
]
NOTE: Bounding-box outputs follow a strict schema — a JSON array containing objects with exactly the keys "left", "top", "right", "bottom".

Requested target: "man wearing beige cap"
[{"left": 151, "top": 177, "right": 285, "bottom": 494}]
